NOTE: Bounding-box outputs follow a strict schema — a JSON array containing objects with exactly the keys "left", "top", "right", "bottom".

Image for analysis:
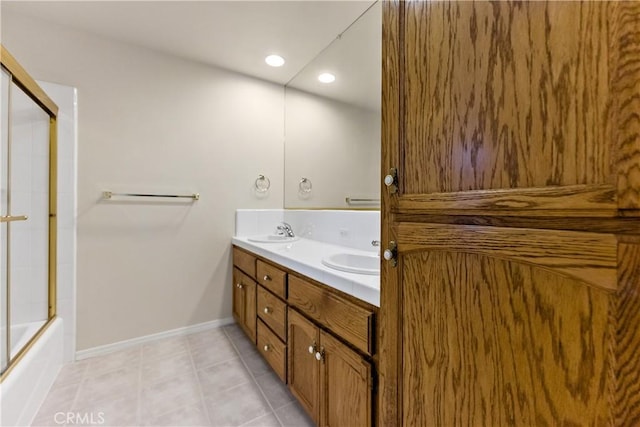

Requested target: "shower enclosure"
[{"left": 0, "top": 46, "right": 58, "bottom": 379}]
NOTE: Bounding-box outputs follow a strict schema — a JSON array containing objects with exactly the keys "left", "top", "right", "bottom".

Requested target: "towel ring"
[
  {"left": 299, "top": 177, "right": 312, "bottom": 193},
  {"left": 255, "top": 175, "right": 270, "bottom": 192}
]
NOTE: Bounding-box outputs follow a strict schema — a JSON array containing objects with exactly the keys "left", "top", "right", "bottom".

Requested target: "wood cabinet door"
[
  {"left": 319, "top": 330, "right": 372, "bottom": 427},
  {"left": 244, "top": 277, "right": 256, "bottom": 343},
  {"left": 288, "top": 308, "right": 320, "bottom": 424},
  {"left": 232, "top": 268, "right": 244, "bottom": 327},
  {"left": 393, "top": 222, "right": 621, "bottom": 426},
  {"left": 383, "top": 0, "right": 640, "bottom": 216}
]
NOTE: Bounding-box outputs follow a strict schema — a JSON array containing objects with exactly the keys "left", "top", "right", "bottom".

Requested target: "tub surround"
[{"left": 234, "top": 209, "right": 380, "bottom": 306}]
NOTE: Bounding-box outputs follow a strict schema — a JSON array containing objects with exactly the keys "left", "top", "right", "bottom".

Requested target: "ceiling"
[{"left": 2, "top": 0, "right": 376, "bottom": 86}]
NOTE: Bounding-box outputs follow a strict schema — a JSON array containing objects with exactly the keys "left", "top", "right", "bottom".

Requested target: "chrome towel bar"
[
  {"left": 102, "top": 191, "right": 200, "bottom": 201},
  {"left": 345, "top": 197, "right": 380, "bottom": 204}
]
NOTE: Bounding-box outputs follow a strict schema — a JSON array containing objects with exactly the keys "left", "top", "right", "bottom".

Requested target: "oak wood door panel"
[
  {"left": 319, "top": 330, "right": 372, "bottom": 427},
  {"left": 288, "top": 308, "right": 320, "bottom": 425},
  {"left": 232, "top": 267, "right": 256, "bottom": 343},
  {"left": 384, "top": 0, "right": 640, "bottom": 216},
  {"left": 402, "top": 250, "right": 612, "bottom": 426}
]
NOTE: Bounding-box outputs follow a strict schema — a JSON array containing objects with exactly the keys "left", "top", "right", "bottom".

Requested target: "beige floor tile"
[
  {"left": 141, "top": 350, "right": 194, "bottom": 386},
  {"left": 85, "top": 346, "right": 142, "bottom": 377},
  {"left": 240, "top": 412, "right": 281, "bottom": 427},
  {"left": 143, "top": 401, "right": 210, "bottom": 427},
  {"left": 274, "top": 401, "right": 315, "bottom": 427},
  {"left": 54, "top": 360, "right": 89, "bottom": 387},
  {"left": 223, "top": 324, "right": 245, "bottom": 340},
  {"left": 241, "top": 350, "right": 272, "bottom": 378},
  {"left": 72, "top": 394, "right": 139, "bottom": 427},
  {"left": 204, "top": 382, "right": 271, "bottom": 427},
  {"left": 190, "top": 338, "right": 238, "bottom": 370},
  {"left": 229, "top": 332, "right": 256, "bottom": 356},
  {"left": 254, "top": 371, "right": 294, "bottom": 411},
  {"left": 142, "top": 336, "right": 189, "bottom": 362},
  {"left": 187, "top": 329, "right": 228, "bottom": 350},
  {"left": 141, "top": 370, "right": 202, "bottom": 419},
  {"left": 197, "top": 357, "right": 253, "bottom": 396},
  {"left": 74, "top": 366, "right": 139, "bottom": 409},
  {"left": 33, "top": 382, "right": 80, "bottom": 419}
]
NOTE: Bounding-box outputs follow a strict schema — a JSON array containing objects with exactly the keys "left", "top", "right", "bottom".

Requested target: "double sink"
[{"left": 247, "top": 234, "right": 380, "bottom": 275}]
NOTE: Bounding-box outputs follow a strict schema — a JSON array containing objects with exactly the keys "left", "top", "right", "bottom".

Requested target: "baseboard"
[{"left": 75, "top": 317, "right": 235, "bottom": 360}]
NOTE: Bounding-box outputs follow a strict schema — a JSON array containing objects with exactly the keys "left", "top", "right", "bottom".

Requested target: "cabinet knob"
[
  {"left": 263, "top": 275, "right": 271, "bottom": 282},
  {"left": 308, "top": 342, "right": 316, "bottom": 354},
  {"left": 384, "top": 168, "right": 398, "bottom": 193},
  {"left": 315, "top": 349, "right": 325, "bottom": 362},
  {"left": 263, "top": 307, "right": 271, "bottom": 314},
  {"left": 236, "top": 283, "right": 243, "bottom": 289},
  {"left": 383, "top": 174, "right": 395, "bottom": 186},
  {"left": 264, "top": 344, "right": 270, "bottom": 352}
]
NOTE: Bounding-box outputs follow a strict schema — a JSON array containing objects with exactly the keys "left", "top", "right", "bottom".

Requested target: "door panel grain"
[
  {"left": 320, "top": 330, "right": 372, "bottom": 427},
  {"left": 402, "top": 250, "right": 612, "bottom": 426},
  {"left": 402, "top": 1, "right": 612, "bottom": 195},
  {"left": 288, "top": 309, "right": 319, "bottom": 424}
]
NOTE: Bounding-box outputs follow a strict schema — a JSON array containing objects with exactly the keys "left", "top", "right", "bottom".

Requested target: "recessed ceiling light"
[
  {"left": 318, "top": 72, "right": 336, "bottom": 83},
  {"left": 265, "top": 55, "right": 285, "bottom": 67}
]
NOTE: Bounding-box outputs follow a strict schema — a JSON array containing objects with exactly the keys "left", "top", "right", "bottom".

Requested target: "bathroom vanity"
[{"left": 231, "top": 241, "right": 378, "bottom": 427}]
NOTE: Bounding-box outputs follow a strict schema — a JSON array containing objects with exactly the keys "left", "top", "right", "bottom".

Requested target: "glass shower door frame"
[{"left": 0, "top": 45, "right": 58, "bottom": 380}]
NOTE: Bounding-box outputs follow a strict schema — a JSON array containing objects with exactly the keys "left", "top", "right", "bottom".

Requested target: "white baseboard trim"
[{"left": 75, "top": 317, "right": 235, "bottom": 360}]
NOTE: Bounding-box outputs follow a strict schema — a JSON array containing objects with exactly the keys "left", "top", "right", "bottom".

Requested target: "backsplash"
[{"left": 235, "top": 209, "right": 380, "bottom": 251}]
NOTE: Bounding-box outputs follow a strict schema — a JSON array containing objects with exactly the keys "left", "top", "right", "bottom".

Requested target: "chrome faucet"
[{"left": 276, "top": 222, "right": 295, "bottom": 237}]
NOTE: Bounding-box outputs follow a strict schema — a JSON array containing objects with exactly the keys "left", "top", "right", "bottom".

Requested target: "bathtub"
[{"left": 1, "top": 318, "right": 64, "bottom": 427}]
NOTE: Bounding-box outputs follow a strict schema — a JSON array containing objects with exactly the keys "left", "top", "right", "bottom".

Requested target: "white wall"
[
  {"left": 284, "top": 88, "right": 380, "bottom": 208},
  {"left": 2, "top": 11, "right": 284, "bottom": 350}
]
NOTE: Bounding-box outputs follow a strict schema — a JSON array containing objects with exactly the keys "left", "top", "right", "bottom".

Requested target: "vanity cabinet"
[
  {"left": 232, "top": 244, "right": 377, "bottom": 426},
  {"left": 288, "top": 308, "right": 373, "bottom": 427},
  {"left": 232, "top": 267, "right": 256, "bottom": 343}
]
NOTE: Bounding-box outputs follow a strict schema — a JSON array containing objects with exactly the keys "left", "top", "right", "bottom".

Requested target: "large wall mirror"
[{"left": 284, "top": 1, "right": 381, "bottom": 209}]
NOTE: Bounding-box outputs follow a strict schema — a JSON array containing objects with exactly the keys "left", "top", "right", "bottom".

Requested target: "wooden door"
[
  {"left": 232, "top": 268, "right": 244, "bottom": 328},
  {"left": 244, "top": 277, "right": 256, "bottom": 342},
  {"left": 288, "top": 308, "right": 320, "bottom": 424},
  {"left": 233, "top": 268, "right": 256, "bottom": 343},
  {"left": 319, "top": 330, "right": 372, "bottom": 427},
  {"left": 379, "top": 1, "right": 640, "bottom": 426}
]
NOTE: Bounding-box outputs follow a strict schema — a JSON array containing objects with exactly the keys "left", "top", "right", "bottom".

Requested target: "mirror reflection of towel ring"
[
  {"left": 299, "top": 177, "right": 312, "bottom": 193},
  {"left": 255, "top": 174, "right": 270, "bottom": 192}
]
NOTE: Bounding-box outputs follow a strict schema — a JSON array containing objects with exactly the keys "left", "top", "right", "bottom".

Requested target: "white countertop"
[{"left": 232, "top": 236, "right": 380, "bottom": 307}]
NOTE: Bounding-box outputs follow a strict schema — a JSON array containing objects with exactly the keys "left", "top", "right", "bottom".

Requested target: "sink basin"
[
  {"left": 322, "top": 253, "right": 380, "bottom": 275},
  {"left": 247, "top": 235, "right": 300, "bottom": 243}
]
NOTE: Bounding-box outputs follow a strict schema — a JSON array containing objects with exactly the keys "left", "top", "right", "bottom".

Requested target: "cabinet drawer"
[
  {"left": 257, "top": 286, "right": 287, "bottom": 341},
  {"left": 288, "top": 275, "right": 375, "bottom": 355},
  {"left": 233, "top": 246, "right": 256, "bottom": 278},
  {"left": 256, "top": 260, "right": 287, "bottom": 299},
  {"left": 257, "top": 319, "right": 287, "bottom": 382}
]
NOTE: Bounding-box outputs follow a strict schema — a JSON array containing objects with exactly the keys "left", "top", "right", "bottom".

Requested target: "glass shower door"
[{"left": 1, "top": 67, "right": 9, "bottom": 373}]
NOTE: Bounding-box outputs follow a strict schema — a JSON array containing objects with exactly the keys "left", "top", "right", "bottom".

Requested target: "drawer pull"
[
  {"left": 263, "top": 307, "right": 271, "bottom": 314},
  {"left": 264, "top": 344, "right": 271, "bottom": 352},
  {"left": 263, "top": 275, "right": 271, "bottom": 281}
]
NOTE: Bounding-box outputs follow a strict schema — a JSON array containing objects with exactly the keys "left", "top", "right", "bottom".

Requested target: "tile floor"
[{"left": 31, "top": 324, "right": 315, "bottom": 427}]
